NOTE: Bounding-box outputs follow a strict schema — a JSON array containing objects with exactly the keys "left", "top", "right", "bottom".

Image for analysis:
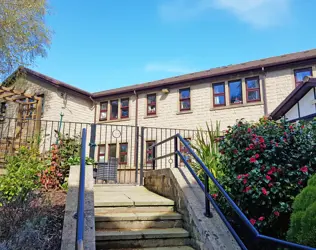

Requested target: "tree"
[{"left": 0, "top": 0, "right": 51, "bottom": 79}]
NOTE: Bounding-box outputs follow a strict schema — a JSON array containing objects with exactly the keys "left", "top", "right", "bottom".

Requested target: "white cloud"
[
  {"left": 158, "top": 0, "right": 291, "bottom": 28},
  {"left": 144, "top": 61, "right": 196, "bottom": 74}
]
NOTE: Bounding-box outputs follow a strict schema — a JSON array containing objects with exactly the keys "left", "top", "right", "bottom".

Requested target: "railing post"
[
  {"left": 89, "top": 123, "right": 96, "bottom": 160},
  {"left": 204, "top": 172, "right": 212, "bottom": 218},
  {"left": 139, "top": 127, "right": 145, "bottom": 186},
  {"left": 134, "top": 126, "right": 139, "bottom": 185},
  {"left": 77, "top": 128, "right": 86, "bottom": 250},
  {"left": 152, "top": 145, "right": 156, "bottom": 170},
  {"left": 174, "top": 136, "right": 178, "bottom": 168}
]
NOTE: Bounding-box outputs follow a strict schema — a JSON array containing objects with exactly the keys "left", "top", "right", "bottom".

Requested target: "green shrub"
[
  {"left": 218, "top": 118, "right": 316, "bottom": 238},
  {"left": 287, "top": 175, "right": 316, "bottom": 247},
  {"left": 0, "top": 147, "right": 44, "bottom": 205}
]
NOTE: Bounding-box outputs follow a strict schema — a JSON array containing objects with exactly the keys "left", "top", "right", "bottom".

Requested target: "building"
[{"left": 1, "top": 49, "right": 316, "bottom": 182}]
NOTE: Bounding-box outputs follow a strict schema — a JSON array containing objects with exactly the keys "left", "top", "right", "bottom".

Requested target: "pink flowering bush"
[{"left": 218, "top": 117, "right": 316, "bottom": 238}]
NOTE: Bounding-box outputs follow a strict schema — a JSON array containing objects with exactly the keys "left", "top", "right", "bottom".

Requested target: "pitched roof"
[
  {"left": 3, "top": 49, "right": 316, "bottom": 99},
  {"left": 270, "top": 77, "right": 316, "bottom": 120},
  {"left": 93, "top": 48, "right": 316, "bottom": 97}
]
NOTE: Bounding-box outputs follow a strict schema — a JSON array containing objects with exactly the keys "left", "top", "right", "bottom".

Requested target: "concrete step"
[
  {"left": 95, "top": 206, "right": 174, "bottom": 213},
  {"left": 95, "top": 212, "right": 183, "bottom": 229},
  {"left": 96, "top": 228, "right": 191, "bottom": 249},
  {"left": 108, "top": 247, "right": 195, "bottom": 250}
]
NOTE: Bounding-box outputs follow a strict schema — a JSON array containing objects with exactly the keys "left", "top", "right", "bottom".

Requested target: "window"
[
  {"left": 179, "top": 88, "right": 191, "bottom": 111},
  {"left": 98, "top": 145, "right": 106, "bottom": 162},
  {"left": 108, "top": 144, "right": 117, "bottom": 160},
  {"left": 229, "top": 80, "right": 242, "bottom": 104},
  {"left": 246, "top": 77, "right": 261, "bottom": 102},
  {"left": 100, "top": 102, "right": 108, "bottom": 121},
  {"left": 110, "top": 100, "right": 118, "bottom": 120},
  {"left": 147, "top": 94, "right": 156, "bottom": 116},
  {"left": 180, "top": 138, "right": 191, "bottom": 163},
  {"left": 213, "top": 83, "right": 225, "bottom": 107},
  {"left": 294, "top": 68, "right": 313, "bottom": 87},
  {"left": 119, "top": 143, "right": 128, "bottom": 164},
  {"left": 121, "top": 98, "right": 129, "bottom": 119},
  {"left": 146, "top": 141, "right": 156, "bottom": 165}
]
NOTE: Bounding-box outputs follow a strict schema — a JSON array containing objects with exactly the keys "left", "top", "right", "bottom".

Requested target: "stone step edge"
[
  {"left": 95, "top": 228, "right": 190, "bottom": 241},
  {"left": 107, "top": 247, "right": 194, "bottom": 250},
  {"left": 95, "top": 212, "right": 182, "bottom": 222},
  {"left": 94, "top": 203, "right": 174, "bottom": 207}
]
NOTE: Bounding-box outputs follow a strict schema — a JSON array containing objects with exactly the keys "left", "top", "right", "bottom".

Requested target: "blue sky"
[{"left": 32, "top": 0, "right": 316, "bottom": 93}]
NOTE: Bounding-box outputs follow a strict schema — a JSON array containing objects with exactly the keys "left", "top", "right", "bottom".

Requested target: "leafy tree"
[{"left": 0, "top": 0, "right": 51, "bottom": 79}]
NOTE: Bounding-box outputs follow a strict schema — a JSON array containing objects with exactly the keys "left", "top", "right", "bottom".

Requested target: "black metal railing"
[
  {"left": 149, "top": 133, "right": 314, "bottom": 250},
  {"left": 76, "top": 128, "right": 87, "bottom": 250}
]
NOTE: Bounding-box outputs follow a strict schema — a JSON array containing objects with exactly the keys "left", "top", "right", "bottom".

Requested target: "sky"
[{"left": 32, "top": 0, "right": 316, "bottom": 93}]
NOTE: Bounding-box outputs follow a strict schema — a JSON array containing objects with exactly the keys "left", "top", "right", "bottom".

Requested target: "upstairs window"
[
  {"left": 108, "top": 144, "right": 117, "bottom": 160},
  {"left": 229, "top": 80, "right": 242, "bottom": 104},
  {"left": 147, "top": 94, "right": 156, "bottom": 116},
  {"left": 100, "top": 102, "right": 108, "bottom": 121},
  {"left": 146, "top": 141, "right": 156, "bottom": 165},
  {"left": 110, "top": 100, "right": 118, "bottom": 120},
  {"left": 121, "top": 98, "right": 129, "bottom": 119},
  {"left": 213, "top": 83, "right": 225, "bottom": 107},
  {"left": 180, "top": 138, "right": 191, "bottom": 163},
  {"left": 179, "top": 88, "right": 191, "bottom": 111},
  {"left": 98, "top": 145, "right": 105, "bottom": 162},
  {"left": 294, "top": 68, "right": 313, "bottom": 87},
  {"left": 119, "top": 143, "right": 128, "bottom": 164},
  {"left": 246, "top": 77, "right": 261, "bottom": 102}
]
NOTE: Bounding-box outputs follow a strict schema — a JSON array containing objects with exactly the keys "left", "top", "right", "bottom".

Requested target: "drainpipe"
[
  {"left": 261, "top": 67, "right": 268, "bottom": 116},
  {"left": 133, "top": 90, "right": 139, "bottom": 184},
  {"left": 134, "top": 90, "right": 138, "bottom": 127}
]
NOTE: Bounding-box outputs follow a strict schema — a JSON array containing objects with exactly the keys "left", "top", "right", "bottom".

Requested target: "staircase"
[{"left": 94, "top": 185, "right": 194, "bottom": 250}]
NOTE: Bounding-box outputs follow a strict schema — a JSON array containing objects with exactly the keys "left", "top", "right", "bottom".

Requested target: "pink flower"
[
  {"left": 247, "top": 128, "right": 252, "bottom": 133},
  {"left": 266, "top": 175, "right": 272, "bottom": 181},
  {"left": 275, "top": 143, "right": 279, "bottom": 147},
  {"left": 300, "top": 166, "right": 308, "bottom": 173},
  {"left": 283, "top": 138, "right": 287, "bottom": 142},
  {"left": 259, "top": 137, "right": 265, "bottom": 143},
  {"left": 212, "top": 193, "right": 218, "bottom": 199},
  {"left": 244, "top": 174, "right": 249, "bottom": 178},
  {"left": 258, "top": 216, "right": 265, "bottom": 221},
  {"left": 237, "top": 175, "right": 243, "bottom": 180},
  {"left": 244, "top": 186, "right": 251, "bottom": 193},
  {"left": 271, "top": 167, "right": 277, "bottom": 173},
  {"left": 250, "top": 219, "right": 256, "bottom": 225},
  {"left": 268, "top": 183, "right": 273, "bottom": 187},
  {"left": 274, "top": 211, "right": 280, "bottom": 217},
  {"left": 246, "top": 147, "right": 250, "bottom": 151},
  {"left": 262, "top": 187, "right": 268, "bottom": 196},
  {"left": 298, "top": 180, "right": 303, "bottom": 185},
  {"left": 243, "top": 179, "right": 248, "bottom": 184},
  {"left": 301, "top": 125, "right": 305, "bottom": 129},
  {"left": 255, "top": 154, "right": 260, "bottom": 159},
  {"left": 250, "top": 157, "right": 256, "bottom": 163},
  {"left": 289, "top": 125, "right": 293, "bottom": 130},
  {"left": 249, "top": 144, "right": 254, "bottom": 149},
  {"left": 233, "top": 149, "right": 238, "bottom": 154}
]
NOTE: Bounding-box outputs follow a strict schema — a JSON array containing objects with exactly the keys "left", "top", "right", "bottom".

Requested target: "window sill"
[
  {"left": 144, "top": 115, "right": 158, "bottom": 119},
  {"left": 98, "top": 118, "right": 131, "bottom": 123},
  {"left": 176, "top": 110, "right": 193, "bottom": 115},
  {"left": 210, "top": 101, "right": 264, "bottom": 111}
]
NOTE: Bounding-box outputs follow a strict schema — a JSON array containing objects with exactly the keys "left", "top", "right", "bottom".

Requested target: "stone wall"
[{"left": 144, "top": 168, "right": 240, "bottom": 250}]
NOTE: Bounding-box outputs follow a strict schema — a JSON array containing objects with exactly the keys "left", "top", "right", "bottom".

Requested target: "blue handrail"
[
  {"left": 149, "top": 133, "right": 315, "bottom": 250},
  {"left": 77, "top": 128, "right": 87, "bottom": 250}
]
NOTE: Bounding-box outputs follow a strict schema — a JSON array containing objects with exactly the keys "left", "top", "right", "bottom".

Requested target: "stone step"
[
  {"left": 95, "top": 206, "right": 174, "bottom": 213},
  {"left": 95, "top": 212, "right": 183, "bottom": 230},
  {"left": 96, "top": 228, "right": 191, "bottom": 249},
  {"left": 108, "top": 247, "right": 195, "bottom": 250}
]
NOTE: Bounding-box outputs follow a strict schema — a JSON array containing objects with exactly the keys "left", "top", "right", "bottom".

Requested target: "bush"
[
  {"left": 0, "top": 147, "right": 44, "bottom": 205},
  {"left": 218, "top": 118, "right": 316, "bottom": 238},
  {"left": 287, "top": 175, "right": 316, "bottom": 247}
]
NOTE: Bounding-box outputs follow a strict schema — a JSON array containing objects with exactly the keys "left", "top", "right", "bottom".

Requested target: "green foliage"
[
  {"left": 0, "top": 0, "right": 51, "bottom": 79},
  {"left": 218, "top": 118, "right": 316, "bottom": 238},
  {"left": 0, "top": 147, "right": 44, "bottom": 204},
  {"left": 287, "top": 175, "right": 316, "bottom": 247},
  {"left": 191, "top": 121, "right": 222, "bottom": 192}
]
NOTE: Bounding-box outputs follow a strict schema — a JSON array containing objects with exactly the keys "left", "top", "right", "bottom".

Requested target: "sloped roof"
[
  {"left": 270, "top": 77, "right": 316, "bottom": 120},
  {"left": 3, "top": 49, "right": 316, "bottom": 98}
]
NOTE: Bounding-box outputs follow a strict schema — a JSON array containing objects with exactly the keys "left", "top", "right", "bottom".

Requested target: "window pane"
[
  {"left": 146, "top": 141, "right": 155, "bottom": 163},
  {"left": 120, "top": 144, "right": 128, "bottom": 153},
  {"left": 295, "top": 69, "right": 312, "bottom": 82},
  {"left": 214, "top": 96, "right": 225, "bottom": 105},
  {"left": 214, "top": 84, "right": 224, "bottom": 94},
  {"left": 99, "top": 145, "right": 105, "bottom": 154},
  {"left": 109, "top": 144, "right": 116, "bottom": 158},
  {"left": 180, "top": 100, "right": 190, "bottom": 110},
  {"left": 247, "top": 90, "right": 260, "bottom": 101},
  {"left": 111, "top": 100, "right": 118, "bottom": 119},
  {"left": 148, "top": 105, "right": 156, "bottom": 114},
  {"left": 180, "top": 89, "right": 190, "bottom": 99},
  {"left": 122, "top": 109, "right": 129, "bottom": 118},
  {"left": 120, "top": 154, "right": 127, "bottom": 163},
  {"left": 121, "top": 99, "right": 128, "bottom": 107},
  {"left": 101, "top": 102, "right": 107, "bottom": 110},
  {"left": 99, "top": 156, "right": 105, "bottom": 162},
  {"left": 148, "top": 94, "right": 156, "bottom": 104},
  {"left": 246, "top": 78, "right": 259, "bottom": 89},
  {"left": 229, "top": 81, "right": 242, "bottom": 104},
  {"left": 100, "top": 111, "right": 107, "bottom": 120}
]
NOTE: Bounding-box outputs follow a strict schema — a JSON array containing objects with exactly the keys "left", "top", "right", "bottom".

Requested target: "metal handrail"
[
  {"left": 149, "top": 133, "right": 315, "bottom": 250},
  {"left": 77, "top": 128, "right": 87, "bottom": 250}
]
